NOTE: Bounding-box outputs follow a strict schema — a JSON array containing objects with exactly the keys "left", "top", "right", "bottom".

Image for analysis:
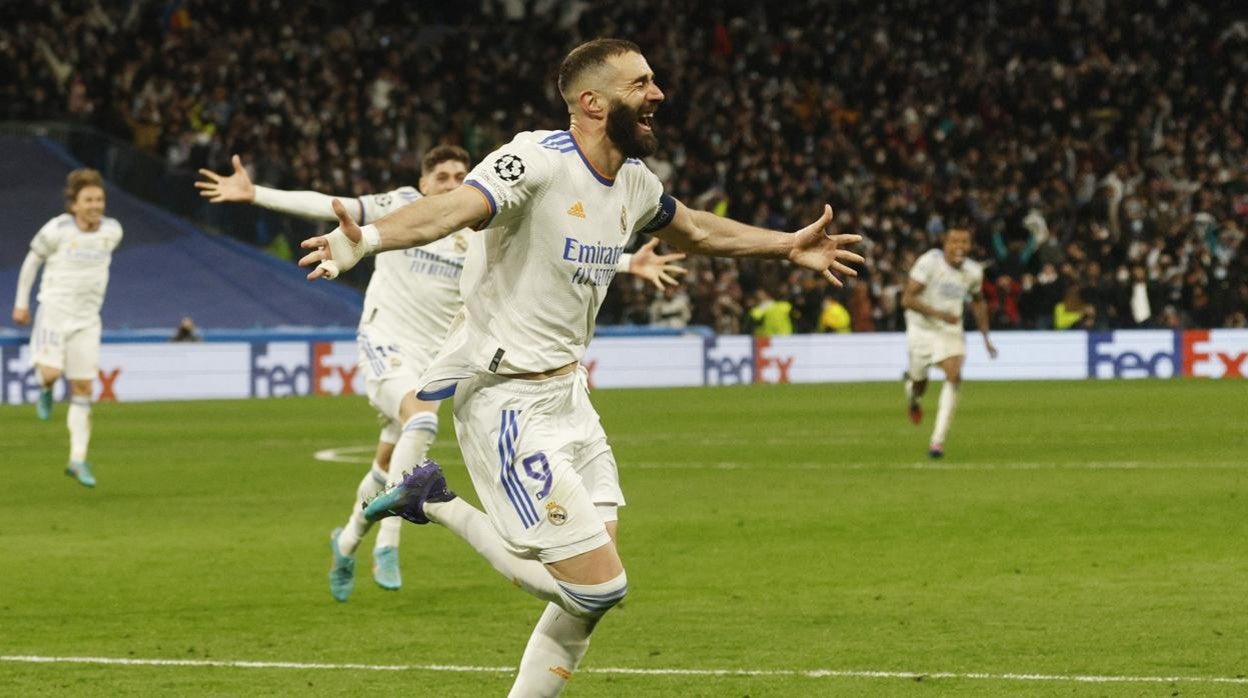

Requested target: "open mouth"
[{"left": 638, "top": 111, "right": 656, "bottom": 132}]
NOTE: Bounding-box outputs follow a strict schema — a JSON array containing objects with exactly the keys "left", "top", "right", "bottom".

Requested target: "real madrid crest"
[
  {"left": 546, "top": 502, "right": 568, "bottom": 526},
  {"left": 453, "top": 232, "right": 468, "bottom": 253}
]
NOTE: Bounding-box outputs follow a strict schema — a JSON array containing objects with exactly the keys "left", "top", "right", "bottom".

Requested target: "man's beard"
[{"left": 606, "top": 100, "right": 658, "bottom": 158}]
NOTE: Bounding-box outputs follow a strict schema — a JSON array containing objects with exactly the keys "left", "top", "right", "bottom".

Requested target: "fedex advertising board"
[{"left": 3, "top": 330, "right": 1244, "bottom": 404}]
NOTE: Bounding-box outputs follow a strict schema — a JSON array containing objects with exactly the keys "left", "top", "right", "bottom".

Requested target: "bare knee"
[
  {"left": 69, "top": 380, "right": 93, "bottom": 399},
  {"left": 547, "top": 540, "right": 628, "bottom": 617},
  {"left": 940, "top": 358, "right": 964, "bottom": 386},
  {"left": 397, "top": 392, "right": 440, "bottom": 424},
  {"left": 546, "top": 540, "right": 624, "bottom": 586},
  {"left": 37, "top": 365, "right": 62, "bottom": 388}
]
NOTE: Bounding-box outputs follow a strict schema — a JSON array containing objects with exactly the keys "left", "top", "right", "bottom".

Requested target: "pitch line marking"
[
  {"left": 1, "top": 655, "right": 1245, "bottom": 685},
  {"left": 312, "top": 445, "right": 375, "bottom": 464}
]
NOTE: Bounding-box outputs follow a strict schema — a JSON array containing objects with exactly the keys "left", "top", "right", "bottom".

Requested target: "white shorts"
[
  {"left": 451, "top": 366, "right": 622, "bottom": 564},
  {"left": 32, "top": 308, "right": 101, "bottom": 381},
  {"left": 357, "top": 326, "right": 441, "bottom": 422},
  {"left": 906, "top": 327, "right": 965, "bottom": 380}
]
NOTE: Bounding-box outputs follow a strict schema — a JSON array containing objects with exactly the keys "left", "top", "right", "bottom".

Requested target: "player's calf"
[{"left": 509, "top": 572, "right": 628, "bottom": 698}]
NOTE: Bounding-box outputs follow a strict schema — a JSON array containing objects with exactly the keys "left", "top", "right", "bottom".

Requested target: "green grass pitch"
[{"left": 1, "top": 380, "right": 1245, "bottom": 696}]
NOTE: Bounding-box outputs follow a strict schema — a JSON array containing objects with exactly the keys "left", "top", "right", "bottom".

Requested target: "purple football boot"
[{"left": 363, "top": 460, "right": 457, "bottom": 525}]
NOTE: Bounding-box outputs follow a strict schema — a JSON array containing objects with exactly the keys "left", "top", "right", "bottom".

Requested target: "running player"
[
  {"left": 197, "top": 147, "right": 685, "bottom": 602},
  {"left": 12, "top": 168, "right": 123, "bottom": 488},
  {"left": 197, "top": 146, "right": 472, "bottom": 599},
  {"left": 901, "top": 228, "right": 998, "bottom": 458},
  {"left": 298, "top": 39, "right": 862, "bottom": 697}
]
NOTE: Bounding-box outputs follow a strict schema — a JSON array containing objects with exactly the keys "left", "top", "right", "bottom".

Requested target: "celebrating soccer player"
[
  {"left": 901, "top": 228, "right": 999, "bottom": 458},
  {"left": 198, "top": 146, "right": 685, "bottom": 603},
  {"left": 298, "top": 39, "right": 862, "bottom": 697},
  {"left": 12, "top": 169, "right": 123, "bottom": 488}
]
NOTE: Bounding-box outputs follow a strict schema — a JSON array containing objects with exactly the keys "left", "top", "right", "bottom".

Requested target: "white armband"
[{"left": 616, "top": 253, "right": 633, "bottom": 273}]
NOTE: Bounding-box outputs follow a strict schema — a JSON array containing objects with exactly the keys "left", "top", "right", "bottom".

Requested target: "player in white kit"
[
  {"left": 198, "top": 147, "right": 684, "bottom": 602},
  {"left": 901, "top": 228, "right": 998, "bottom": 458},
  {"left": 297, "top": 39, "right": 863, "bottom": 697},
  {"left": 12, "top": 168, "right": 122, "bottom": 488},
  {"left": 197, "top": 146, "right": 473, "bottom": 599}
]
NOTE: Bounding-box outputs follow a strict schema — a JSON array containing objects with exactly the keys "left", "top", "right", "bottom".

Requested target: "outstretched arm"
[
  {"left": 970, "top": 292, "right": 998, "bottom": 358},
  {"left": 196, "top": 154, "right": 361, "bottom": 223},
  {"left": 652, "top": 200, "right": 863, "bottom": 287},
  {"left": 298, "top": 184, "right": 490, "bottom": 280},
  {"left": 12, "top": 251, "right": 44, "bottom": 325}
]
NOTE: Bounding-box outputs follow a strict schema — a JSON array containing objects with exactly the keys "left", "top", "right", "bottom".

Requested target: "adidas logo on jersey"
[{"left": 567, "top": 201, "right": 586, "bottom": 218}]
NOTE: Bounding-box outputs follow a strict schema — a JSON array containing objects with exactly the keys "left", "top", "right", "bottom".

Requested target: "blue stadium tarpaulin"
[{"left": 0, "top": 135, "right": 361, "bottom": 331}]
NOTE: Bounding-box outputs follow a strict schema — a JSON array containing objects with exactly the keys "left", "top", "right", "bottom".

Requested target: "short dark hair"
[
  {"left": 421, "top": 145, "right": 471, "bottom": 175},
  {"left": 64, "top": 168, "right": 104, "bottom": 211},
  {"left": 557, "top": 38, "right": 642, "bottom": 102}
]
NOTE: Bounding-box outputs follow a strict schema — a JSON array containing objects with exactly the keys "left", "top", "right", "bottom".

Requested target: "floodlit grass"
[{"left": 1, "top": 380, "right": 1245, "bottom": 696}]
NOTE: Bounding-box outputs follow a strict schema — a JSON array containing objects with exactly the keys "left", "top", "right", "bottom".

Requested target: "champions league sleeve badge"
[{"left": 493, "top": 154, "right": 526, "bottom": 183}]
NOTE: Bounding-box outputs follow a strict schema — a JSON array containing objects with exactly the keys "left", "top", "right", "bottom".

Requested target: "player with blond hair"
[{"left": 13, "top": 168, "right": 123, "bottom": 488}]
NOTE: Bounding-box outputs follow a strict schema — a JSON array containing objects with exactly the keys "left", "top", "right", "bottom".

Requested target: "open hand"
[
  {"left": 195, "top": 154, "right": 256, "bottom": 203},
  {"left": 629, "top": 238, "right": 687, "bottom": 290},
  {"left": 787, "top": 205, "right": 864, "bottom": 287},
  {"left": 298, "top": 199, "right": 365, "bottom": 280}
]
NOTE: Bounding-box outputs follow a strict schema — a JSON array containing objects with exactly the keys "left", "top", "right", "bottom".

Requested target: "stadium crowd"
[{"left": 5, "top": 0, "right": 1247, "bottom": 331}]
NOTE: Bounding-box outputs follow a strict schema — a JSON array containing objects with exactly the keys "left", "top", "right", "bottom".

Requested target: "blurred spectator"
[
  {"left": 1121, "top": 265, "right": 1163, "bottom": 327},
  {"left": 171, "top": 316, "right": 201, "bottom": 342},
  {"left": 817, "top": 295, "right": 851, "bottom": 333},
  {"left": 847, "top": 282, "right": 875, "bottom": 332},
  {"left": 748, "top": 288, "right": 793, "bottom": 336},
  {"left": 1054, "top": 286, "right": 1095, "bottom": 331},
  {"left": 648, "top": 286, "right": 692, "bottom": 329}
]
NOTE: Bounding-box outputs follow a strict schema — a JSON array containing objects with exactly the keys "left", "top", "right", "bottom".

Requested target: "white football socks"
[
  {"left": 337, "top": 462, "right": 388, "bottom": 556},
  {"left": 508, "top": 603, "right": 596, "bottom": 698},
  {"left": 931, "top": 381, "right": 960, "bottom": 446},
  {"left": 67, "top": 397, "right": 91, "bottom": 463}
]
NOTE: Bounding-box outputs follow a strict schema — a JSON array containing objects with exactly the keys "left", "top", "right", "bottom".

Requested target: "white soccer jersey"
[
  {"left": 421, "top": 130, "right": 672, "bottom": 393},
  {"left": 29, "top": 214, "right": 123, "bottom": 325},
  {"left": 904, "top": 248, "right": 983, "bottom": 333},
  {"left": 358, "top": 187, "right": 469, "bottom": 347},
  {"left": 355, "top": 186, "right": 419, "bottom": 227}
]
